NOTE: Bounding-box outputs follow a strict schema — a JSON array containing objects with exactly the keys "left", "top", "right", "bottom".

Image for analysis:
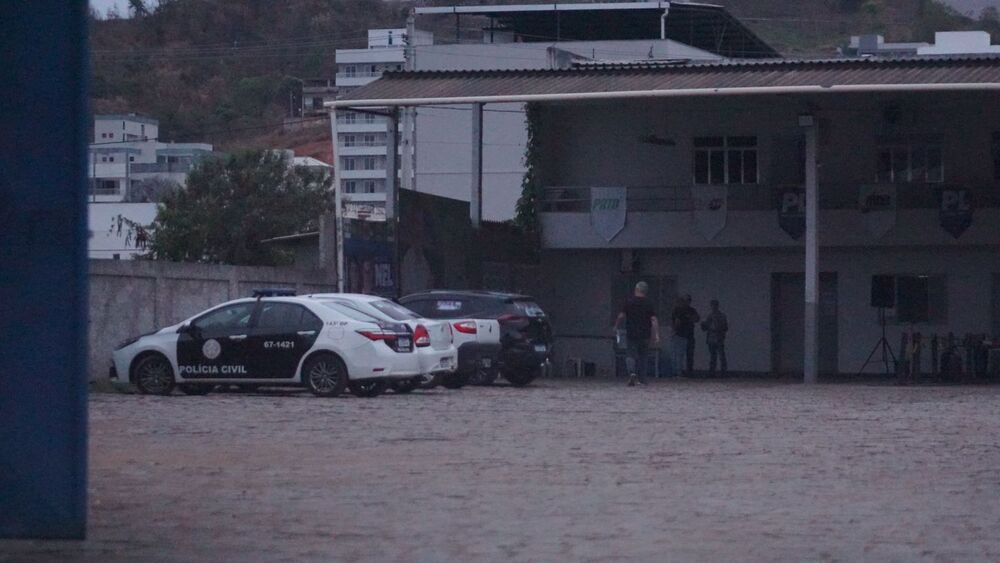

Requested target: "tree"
[{"left": 145, "top": 150, "right": 331, "bottom": 265}]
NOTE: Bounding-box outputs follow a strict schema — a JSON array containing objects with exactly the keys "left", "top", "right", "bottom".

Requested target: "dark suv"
[{"left": 400, "top": 291, "right": 552, "bottom": 386}]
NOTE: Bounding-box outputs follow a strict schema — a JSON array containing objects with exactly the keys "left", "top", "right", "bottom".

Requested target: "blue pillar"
[{"left": 0, "top": 1, "right": 89, "bottom": 538}]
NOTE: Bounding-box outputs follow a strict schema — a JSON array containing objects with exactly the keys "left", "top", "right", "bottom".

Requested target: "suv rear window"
[{"left": 369, "top": 299, "right": 421, "bottom": 321}]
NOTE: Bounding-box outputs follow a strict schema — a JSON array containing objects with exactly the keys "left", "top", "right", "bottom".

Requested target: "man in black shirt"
[
  {"left": 614, "top": 281, "right": 660, "bottom": 386},
  {"left": 671, "top": 294, "right": 700, "bottom": 376}
]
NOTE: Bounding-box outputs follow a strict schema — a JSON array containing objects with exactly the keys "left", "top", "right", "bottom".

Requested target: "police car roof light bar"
[{"left": 252, "top": 288, "right": 297, "bottom": 298}]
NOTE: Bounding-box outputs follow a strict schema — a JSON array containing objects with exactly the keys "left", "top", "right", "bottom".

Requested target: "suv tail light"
[
  {"left": 414, "top": 324, "right": 431, "bottom": 347},
  {"left": 498, "top": 314, "right": 528, "bottom": 325},
  {"left": 453, "top": 321, "right": 477, "bottom": 335}
]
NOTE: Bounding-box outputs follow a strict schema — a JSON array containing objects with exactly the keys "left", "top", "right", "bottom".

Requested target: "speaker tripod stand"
[{"left": 858, "top": 307, "right": 897, "bottom": 376}]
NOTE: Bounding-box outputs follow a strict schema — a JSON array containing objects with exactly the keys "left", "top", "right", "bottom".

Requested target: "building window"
[
  {"left": 312, "top": 97, "right": 324, "bottom": 110},
  {"left": 363, "top": 134, "right": 377, "bottom": 146},
  {"left": 364, "top": 112, "right": 377, "bottom": 124},
  {"left": 344, "top": 64, "right": 357, "bottom": 77},
  {"left": 129, "top": 156, "right": 135, "bottom": 162},
  {"left": 344, "top": 180, "right": 358, "bottom": 193},
  {"left": 362, "top": 156, "right": 378, "bottom": 170},
  {"left": 343, "top": 112, "right": 357, "bottom": 124},
  {"left": 693, "top": 136, "right": 757, "bottom": 185},
  {"left": 363, "top": 180, "right": 377, "bottom": 193},
  {"left": 342, "top": 157, "right": 356, "bottom": 171},
  {"left": 108, "top": 156, "right": 115, "bottom": 162},
  {"left": 881, "top": 274, "right": 948, "bottom": 324},
  {"left": 342, "top": 134, "right": 356, "bottom": 147},
  {"left": 876, "top": 145, "right": 943, "bottom": 183}
]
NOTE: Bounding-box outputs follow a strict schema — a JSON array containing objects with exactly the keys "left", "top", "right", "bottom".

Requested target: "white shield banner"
[
  {"left": 858, "top": 184, "right": 896, "bottom": 239},
  {"left": 590, "top": 187, "right": 626, "bottom": 242},
  {"left": 692, "top": 185, "right": 728, "bottom": 240}
]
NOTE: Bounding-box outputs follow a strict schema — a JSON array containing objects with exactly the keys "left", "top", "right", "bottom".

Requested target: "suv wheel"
[
  {"left": 134, "top": 354, "right": 175, "bottom": 395},
  {"left": 349, "top": 380, "right": 386, "bottom": 398},
  {"left": 304, "top": 354, "right": 347, "bottom": 397},
  {"left": 441, "top": 371, "right": 470, "bottom": 389},
  {"left": 504, "top": 367, "right": 538, "bottom": 387}
]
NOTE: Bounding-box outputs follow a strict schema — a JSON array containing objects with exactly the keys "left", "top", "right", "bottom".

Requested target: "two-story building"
[
  {"left": 333, "top": 55, "right": 1000, "bottom": 378},
  {"left": 88, "top": 114, "right": 213, "bottom": 259}
]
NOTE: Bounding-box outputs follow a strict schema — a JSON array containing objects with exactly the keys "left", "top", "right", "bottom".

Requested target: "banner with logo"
[
  {"left": 938, "top": 188, "right": 973, "bottom": 238},
  {"left": 777, "top": 188, "right": 806, "bottom": 240},
  {"left": 858, "top": 184, "right": 897, "bottom": 239},
  {"left": 691, "top": 185, "right": 728, "bottom": 240},
  {"left": 590, "top": 186, "right": 627, "bottom": 242}
]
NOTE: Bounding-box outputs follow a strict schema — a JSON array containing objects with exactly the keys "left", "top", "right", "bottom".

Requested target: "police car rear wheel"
[
  {"left": 134, "top": 354, "right": 175, "bottom": 396},
  {"left": 304, "top": 354, "right": 347, "bottom": 397},
  {"left": 349, "top": 380, "right": 386, "bottom": 398}
]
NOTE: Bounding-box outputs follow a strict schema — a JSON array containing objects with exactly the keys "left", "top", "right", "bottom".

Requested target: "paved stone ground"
[{"left": 4, "top": 379, "right": 1000, "bottom": 562}]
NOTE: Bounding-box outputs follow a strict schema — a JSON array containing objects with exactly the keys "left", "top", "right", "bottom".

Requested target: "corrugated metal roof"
[{"left": 337, "top": 55, "right": 1000, "bottom": 106}]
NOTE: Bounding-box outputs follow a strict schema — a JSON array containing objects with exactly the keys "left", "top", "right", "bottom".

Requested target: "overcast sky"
[{"left": 90, "top": 0, "right": 999, "bottom": 19}]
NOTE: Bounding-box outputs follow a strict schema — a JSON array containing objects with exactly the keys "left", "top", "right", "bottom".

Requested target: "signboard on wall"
[
  {"left": 343, "top": 200, "right": 386, "bottom": 222},
  {"left": 692, "top": 185, "right": 727, "bottom": 240},
  {"left": 938, "top": 188, "right": 973, "bottom": 238},
  {"left": 777, "top": 188, "right": 805, "bottom": 240},
  {"left": 344, "top": 219, "right": 396, "bottom": 297},
  {"left": 590, "top": 186, "right": 626, "bottom": 242},
  {"left": 858, "top": 184, "right": 896, "bottom": 239}
]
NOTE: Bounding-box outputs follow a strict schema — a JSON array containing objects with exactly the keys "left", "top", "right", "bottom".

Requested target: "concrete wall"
[
  {"left": 540, "top": 247, "right": 998, "bottom": 376},
  {"left": 88, "top": 260, "right": 336, "bottom": 381}
]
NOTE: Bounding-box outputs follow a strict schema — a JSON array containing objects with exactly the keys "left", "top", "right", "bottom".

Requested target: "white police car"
[{"left": 110, "top": 289, "right": 423, "bottom": 398}]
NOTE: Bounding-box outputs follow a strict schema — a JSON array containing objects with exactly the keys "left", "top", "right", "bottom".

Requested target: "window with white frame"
[
  {"left": 342, "top": 134, "right": 356, "bottom": 147},
  {"left": 693, "top": 136, "right": 758, "bottom": 185},
  {"left": 363, "top": 134, "right": 378, "bottom": 146},
  {"left": 876, "top": 144, "right": 943, "bottom": 183},
  {"left": 344, "top": 180, "right": 358, "bottom": 193},
  {"left": 363, "top": 156, "right": 378, "bottom": 170},
  {"left": 344, "top": 64, "right": 357, "bottom": 77},
  {"left": 364, "top": 112, "right": 377, "bottom": 124},
  {"left": 342, "top": 157, "right": 357, "bottom": 171},
  {"left": 363, "top": 180, "right": 377, "bottom": 193}
]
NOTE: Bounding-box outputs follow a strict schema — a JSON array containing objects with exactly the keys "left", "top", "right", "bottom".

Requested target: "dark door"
[
  {"left": 993, "top": 275, "right": 1000, "bottom": 338},
  {"left": 177, "top": 302, "right": 258, "bottom": 379},
  {"left": 249, "top": 302, "right": 323, "bottom": 378},
  {"left": 771, "top": 272, "right": 839, "bottom": 375}
]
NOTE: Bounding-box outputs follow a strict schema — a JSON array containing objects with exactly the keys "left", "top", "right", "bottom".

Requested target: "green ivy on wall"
[{"left": 515, "top": 102, "right": 543, "bottom": 233}]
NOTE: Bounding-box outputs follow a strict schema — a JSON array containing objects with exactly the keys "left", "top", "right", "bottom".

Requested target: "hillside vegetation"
[{"left": 90, "top": 0, "right": 1000, "bottom": 150}]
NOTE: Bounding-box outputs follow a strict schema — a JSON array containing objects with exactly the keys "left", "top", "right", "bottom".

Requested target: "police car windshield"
[
  {"left": 369, "top": 299, "right": 421, "bottom": 321},
  {"left": 319, "top": 301, "right": 380, "bottom": 323}
]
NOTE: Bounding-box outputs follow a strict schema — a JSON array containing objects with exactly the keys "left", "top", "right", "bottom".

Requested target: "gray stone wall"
[{"left": 88, "top": 260, "right": 336, "bottom": 381}]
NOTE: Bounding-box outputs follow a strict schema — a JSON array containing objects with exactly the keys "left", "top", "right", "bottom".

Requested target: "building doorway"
[{"left": 771, "top": 272, "right": 839, "bottom": 375}]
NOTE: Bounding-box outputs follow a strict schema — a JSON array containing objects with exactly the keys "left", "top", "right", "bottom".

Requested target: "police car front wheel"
[{"left": 133, "top": 354, "right": 175, "bottom": 396}]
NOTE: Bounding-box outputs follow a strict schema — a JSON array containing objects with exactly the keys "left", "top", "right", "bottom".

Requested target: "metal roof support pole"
[
  {"left": 801, "top": 114, "right": 819, "bottom": 384},
  {"left": 470, "top": 102, "right": 484, "bottom": 228},
  {"left": 329, "top": 106, "right": 345, "bottom": 292},
  {"left": 386, "top": 108, "right": 399, "bottom": 222}
]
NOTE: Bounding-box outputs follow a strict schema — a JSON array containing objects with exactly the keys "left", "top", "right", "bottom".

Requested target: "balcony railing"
[
  {"left": 130, "top": 162, "right": 193, "bottom": 174},
  {"left": 336, "top": 71, "right": 383, "bottom": 80},
  {"left": 88, "top": 182, "right": 120, "bottom": 196},
  {"left": 540, "top": 184, "right": 1000, "bottom": 213}
]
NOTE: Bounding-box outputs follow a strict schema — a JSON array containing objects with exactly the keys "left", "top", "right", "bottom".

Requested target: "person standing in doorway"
[
  {"left": 701, "top": 299, "right": 728, "bottom": 376},
  {"left": 614, "top": 281, "right": 660, "bottom": 386},
  {"left": 672, "top": 295, "right": 700, "bottom": 376}
]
